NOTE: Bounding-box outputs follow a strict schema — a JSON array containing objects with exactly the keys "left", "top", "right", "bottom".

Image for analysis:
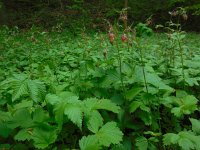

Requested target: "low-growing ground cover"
[{"left": 0, "top": 25, "right": 200, "bottom": 150}]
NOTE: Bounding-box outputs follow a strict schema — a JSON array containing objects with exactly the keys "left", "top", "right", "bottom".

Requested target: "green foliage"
[
  {"left": 135, "top": 23, "right": 153, "bottom": 37},
  {"left": 163, "top": 131, "right": 200, "bottom": 150},
  {"left": 0, "top": 23, "right": 200, "bottom": 149},
  {"left": 1, "top": 74, "right": 46, "bottom": 102},
  {"left": 79, "top": 122, "right": 123, "bottom": 149},
  {"left": 190, "top": 118, "right": 200, "bottom": 134},
  {"left": 162, "top": 92, "right": 198, "bottom": 117}
]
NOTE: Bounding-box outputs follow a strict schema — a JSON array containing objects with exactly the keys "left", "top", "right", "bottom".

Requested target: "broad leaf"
[
  {"left": 190, "top": 118, "right": 200, "bottom": 134},
  {"left": 79, "top": 135, "right": 99, "bottom": 150},
  {"left": 14, "top": 129, "right": 32, "bottom": 141},
  {"left": 125, "top": 86, "right": 143, "bottom": 101},
  {"left": 32, "top": 128, "right": 57, "bottom": 149},
  {"left": 135, "top": 136, "right": 148, "bottom": 150},
  {"left": 163, "top": 133, "right": 179, "bottom": 145},
  {"left": 96, "top": 122, "right": 123, "bottom": 147},
  {"left": 129, "top": 101, "right": 141, "bottom": 113},
  {"left": 64, "top": 104, "right": 83, "bottom": 129},
  {"left": 87, "top": 110, "right": 103, "bottom": 133},
  {"left": 84, "top": 98, "right": 120, "bottom": 114}
]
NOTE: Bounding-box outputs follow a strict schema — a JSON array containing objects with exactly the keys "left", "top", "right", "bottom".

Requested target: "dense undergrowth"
[{"left": 0, "top": 21, "right": 200, "bottom": 150}]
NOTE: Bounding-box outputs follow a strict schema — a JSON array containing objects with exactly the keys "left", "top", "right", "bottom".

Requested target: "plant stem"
[
  {"left": 137, "top": 41, "right": 148, "bottom": 93},
  {"left": 177, "top": 35, "right": 185, "bottom": 87},
  {"left": 116, "top": 42, "right": 125, "bottom": 92}
]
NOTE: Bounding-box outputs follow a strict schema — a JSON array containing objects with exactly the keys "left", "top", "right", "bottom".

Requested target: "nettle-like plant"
[
  {"left": 0, "top": 73, "right": 123, "bottom": 149},
  {"left": 1, "top": 8, "right": 200, "bottom": 150}
]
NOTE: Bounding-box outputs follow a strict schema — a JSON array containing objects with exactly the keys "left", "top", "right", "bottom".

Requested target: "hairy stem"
[
  {"left": 137, "top": 42, "right": 148, "bottom": 93},
  {"left": 177, "top": 35, "right": 185, "bottom": 87},
  {"left": 116, "top": 42, "right": 125, "bottom": 92}
]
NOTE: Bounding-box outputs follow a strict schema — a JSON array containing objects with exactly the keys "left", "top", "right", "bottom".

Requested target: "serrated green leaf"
[
  {"left": 96, "top": 122, "right": 123, "bottom": 147},
  {"left": 87, "top": 110, "right": 103, "bottom": 133},
  {"left": 33, "top": 108, "right": 49, "bottom": 123},
  {"left": 93, "top": 99, "right": 120, "bottom": 113},
  {"left": 32, "top": 128, "right": 57, "bottom": 149},
  {"left": 171, "top": 107, "right": 182, "bottom": 117},
  {"left": 178, "top": 137, "right": 195, "bottom": 150},
  {"left": 137, "top": 110, "right": 152, "bottom": 125},
  {"left": 9, "top": 108, "right": 33, "bottom": 128},
  {"left": 84, "top": 98, "right": 120, "bottom": 114},
  {"left": 64, "top": 104, "right": 83, "bottom": 129},
  {"left": 14, "top": 100, "right": 33, "bottom": 110},
  {"left": 179, "top": 131, "right": 200, "bottom": 150},
  {"left": 163, "top": 133, "right": 180, "bottom": 145},
  {"left": 135, "top": 136, "right": 148, "bottom": 150},
  {"left": 58, "top": 91, "right": 77, "bottom": 100},
  {"left": 190, "top": 118, "right": 200, "bottom": 134},
  {"left": 54, "top": 101, "right": 67, "bottom": 130},
  {"left": 100, "top": 70, "right": 120, "bottom": 88},
  {"left": 0, "top": 123, "right": 12, "bottom": 138},
  {"left": 83, "top": 98, "right": 98, "bottom": 112},
  {"left": 79, "top": 135, "right": 99, "bottom": 150},
  {"left": 27, "top": 80, "right": 46, "bottom": 102},
  {"left": 46, "top": 94, "right": 62, "bottom": 105},
  {"left": 12, "top": 79, "right": 28, "bottom": 102},
  {"left": 14, "top": 129, "right": 32, "bottom": 141},
  {"left": 129, "top": 101, "right": 141, "bottom": 113},
  {"left": 140, "top": 104, "right": 150, "bottom": 112},
  {"left": 125, "top": 86, "right": 143, "bottom": 101},
  {"left": 3, "top": 74, "right": 46, "bottom": 103}
]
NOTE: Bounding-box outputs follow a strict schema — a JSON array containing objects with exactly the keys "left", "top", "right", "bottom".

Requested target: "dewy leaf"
[
  {"left": 87, "top": 110, "right": 103, "bottom": 133},
  {"left": 79, "top": 135, "right": 99, "bottom": 150},
  {"left": 32, "top": 127, "right": 57, "bottom": 149},
  {"left": 135, "top": 136, "right": 148, "bottom": 150},
  {"left": 96, "top": 122, "right": 123, "bottom": 147},
  {"left": 189, "top": 118, "right": 200, "bottom": 134},
  {"left": 14, "top": 129, "right": 32, "bottom": 141},
  {"left": 64, "top": 104, "right": 83, "bottom": 129}
]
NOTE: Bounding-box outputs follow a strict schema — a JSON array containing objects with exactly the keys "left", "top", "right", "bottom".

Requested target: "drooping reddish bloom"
[
  {"left": 121, "top": 34, "right": 128, "bottom": 42},
  {"left": 108, "top": 32, "right": 115, "bottom": 44}
]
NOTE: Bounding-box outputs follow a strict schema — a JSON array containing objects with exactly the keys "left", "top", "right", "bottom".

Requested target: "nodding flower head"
[
  {"left": 182, "top": 14, "right": 188, "bottom": 21},
  {"left": 146, "top": 19, "right": 152, "bottom": 26},
  {"left": 169, "top": 10, "right": 178, "bottom": 17},
  {"left": 121, "top": 34, "right": 128, "bottom": 42},
  {"left": 108, "top": 32, "right": 115, "bottom": 44}
]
